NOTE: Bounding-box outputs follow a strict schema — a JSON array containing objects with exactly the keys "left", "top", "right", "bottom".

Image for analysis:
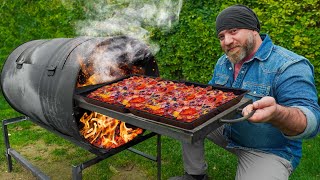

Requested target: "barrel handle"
[
  {"left": 219, "top": 109, "right": 256, "bottom": 123},
  {"left": 16, "top": 40, "right": 48, "bottom": 69}
]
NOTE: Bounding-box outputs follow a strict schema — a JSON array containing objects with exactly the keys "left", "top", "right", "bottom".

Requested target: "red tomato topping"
[
  {"left": 135, "top": 83, "right": 146, "bottom": 90},
  {"left": 149, "top": 80, "right": 157, "bottom": 85},
  {"left": 215, "top": 94, "right": 223, "bottom": 102},
  {"left": 180, "top": 108, "right": 197, "bottom": 115},
  {"left": 196, "top": 90, "right": 206, "bottom": 95},
  {"left": 166, "top": 85, "right": 175, "bottom": 92},
  {"left": 129, "top": 97, "right": 146, "bottom": 103},
  {"left": 186, "top": 94, "right": 195, "bottom": 100}
]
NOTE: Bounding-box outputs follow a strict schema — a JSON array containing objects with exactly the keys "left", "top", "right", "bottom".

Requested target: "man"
[{"left": 170, "top": 4, "right": 320, "bottom": 180}]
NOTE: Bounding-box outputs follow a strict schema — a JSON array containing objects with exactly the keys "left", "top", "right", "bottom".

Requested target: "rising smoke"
[
  {"left": 75, "top": 0, "right": 183, "bottom": 54},
  {"left": 74, "top": 0, "right": 183, "bottom": 85}
]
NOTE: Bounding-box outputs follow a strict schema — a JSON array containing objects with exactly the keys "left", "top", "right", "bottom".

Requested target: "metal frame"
[
  {"left": 2, "top": 116, "right": 161, "bottom": 180},
  {"left": 3, "top": 98, "right": 252, "bottom": 179}
]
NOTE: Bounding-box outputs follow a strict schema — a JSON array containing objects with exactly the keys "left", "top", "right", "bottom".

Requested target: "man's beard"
[{"left": 225, "top": 33, "right": 255, "bottom": 64}]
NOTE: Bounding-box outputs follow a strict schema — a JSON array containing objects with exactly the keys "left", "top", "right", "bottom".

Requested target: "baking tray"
[
  {"left": 75, "top": 81, "right": 130, "bottom": 113},
  {"left": 74, "top": 74, "right": 249, "bottom": 129}
]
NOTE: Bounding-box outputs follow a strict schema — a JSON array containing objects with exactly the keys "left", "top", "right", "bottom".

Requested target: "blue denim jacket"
[{"left": 209, "top": 34, "right": 320, "bottom": 169}]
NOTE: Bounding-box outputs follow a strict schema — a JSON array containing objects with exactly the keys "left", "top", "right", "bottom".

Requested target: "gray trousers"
[{"left": 182, "top": 125, "right": 293, "bottom": 180}]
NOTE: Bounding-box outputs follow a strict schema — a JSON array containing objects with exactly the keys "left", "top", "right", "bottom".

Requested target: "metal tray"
[
  {"left": 74, "top": 75, "right": 249, "bottom": 130},
  {"left": 75, "top": 82, "right": 130, "bottom": 113}
]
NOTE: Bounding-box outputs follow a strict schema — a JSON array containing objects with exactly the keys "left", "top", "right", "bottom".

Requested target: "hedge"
[{"left": 0, "top": 0, "right": 85, "bottom": 70}]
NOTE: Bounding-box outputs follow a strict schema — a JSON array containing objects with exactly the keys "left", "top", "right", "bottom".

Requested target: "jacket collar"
[{"left": 253, "top": 34, "right": 274, "bottom": 62}]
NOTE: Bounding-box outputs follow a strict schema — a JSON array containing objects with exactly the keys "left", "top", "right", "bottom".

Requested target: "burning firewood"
[{"left": 80, "top": 112, "right": 143, "bottom": 149}]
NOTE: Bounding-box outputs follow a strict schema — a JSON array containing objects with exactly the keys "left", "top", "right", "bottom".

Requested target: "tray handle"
[{"left": 219, "top": 108, "right": 256, "bottom": 123}]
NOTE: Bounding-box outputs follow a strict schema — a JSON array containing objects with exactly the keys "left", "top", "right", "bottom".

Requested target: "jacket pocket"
[
  {"left": 242, "top": 82, "right": 271, "bottom": 101},
  {"left": 214, "top": 73, "right": 229, "bottom": 86}
]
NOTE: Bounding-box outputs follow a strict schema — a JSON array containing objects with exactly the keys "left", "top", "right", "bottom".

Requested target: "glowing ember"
[{"left": 79, "top": 112, "right": 143, "bottom": 149}]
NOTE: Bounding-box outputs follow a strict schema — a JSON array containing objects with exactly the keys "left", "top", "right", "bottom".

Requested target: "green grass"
[{"left": 0, "top": 92, "right": 320, "bottom": 179}]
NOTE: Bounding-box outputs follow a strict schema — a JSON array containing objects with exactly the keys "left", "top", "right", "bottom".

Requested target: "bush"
[
  {"left": 153, "top": 1, "right": 222, "bottom": 83},
  {"left": 0, "top": 0, "right": 85, "bottom": 70}
]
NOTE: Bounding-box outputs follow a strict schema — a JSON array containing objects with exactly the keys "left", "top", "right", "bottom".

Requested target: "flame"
[
  {"left": 76, "top": 43, "right": 152, "bottom": 149},
  {"left": 79, "top": 112, "right": 143, "bottom": 149}
]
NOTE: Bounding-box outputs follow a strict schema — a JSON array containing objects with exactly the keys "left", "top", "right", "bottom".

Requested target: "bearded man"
[{"left": 170, "top": 4, "right": 320, "bottom": 180}]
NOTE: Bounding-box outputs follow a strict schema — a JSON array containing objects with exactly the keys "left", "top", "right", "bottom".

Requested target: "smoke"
[
  {"left": 75, "top": 0, "right": 183, "bottom": 54},
  {"left": 74, "top": 0, "right": 183, "bottom": 85}
]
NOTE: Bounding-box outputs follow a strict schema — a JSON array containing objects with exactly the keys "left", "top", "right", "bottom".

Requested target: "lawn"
[{"left": 0, "top": 93, "right": 319, "bottom": 180}]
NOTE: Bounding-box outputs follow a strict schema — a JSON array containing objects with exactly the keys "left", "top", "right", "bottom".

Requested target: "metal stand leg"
[
  {"left": 2, "top": 116, "right": 28, "bottom": 172},
  {"left": 157, "top": 134, "right": 161, "bottom": 180},
  {"left": 72, "top": 164, "right": 83, "bottom": 180},
  {"left": 2, "top": 118, "right": 13, "bottom": 172},
  {"left": 2, "top": 116, "right": 50, "bottom": 179}
]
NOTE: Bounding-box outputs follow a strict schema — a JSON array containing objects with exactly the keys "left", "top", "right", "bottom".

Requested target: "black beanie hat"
[{"left": 216, "top": 5, "right": 260, "bottom": 35}]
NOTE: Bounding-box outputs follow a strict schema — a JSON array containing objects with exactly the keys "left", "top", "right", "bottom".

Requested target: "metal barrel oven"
[{"left": 1, "top": 36, "right": 159, "bottom": 145}]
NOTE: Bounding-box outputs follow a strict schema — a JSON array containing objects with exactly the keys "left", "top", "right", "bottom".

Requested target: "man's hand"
[
  {"left": 242, "top": 96, "right": 277, "bottom": 123},
  {"left": 242, "top": 96, "right": 307, "bottom": 136}
]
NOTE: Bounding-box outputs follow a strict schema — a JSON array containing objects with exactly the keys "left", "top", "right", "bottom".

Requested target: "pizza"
[{"left": 87, "top": 76, "right": 237, "bottom": 122}]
